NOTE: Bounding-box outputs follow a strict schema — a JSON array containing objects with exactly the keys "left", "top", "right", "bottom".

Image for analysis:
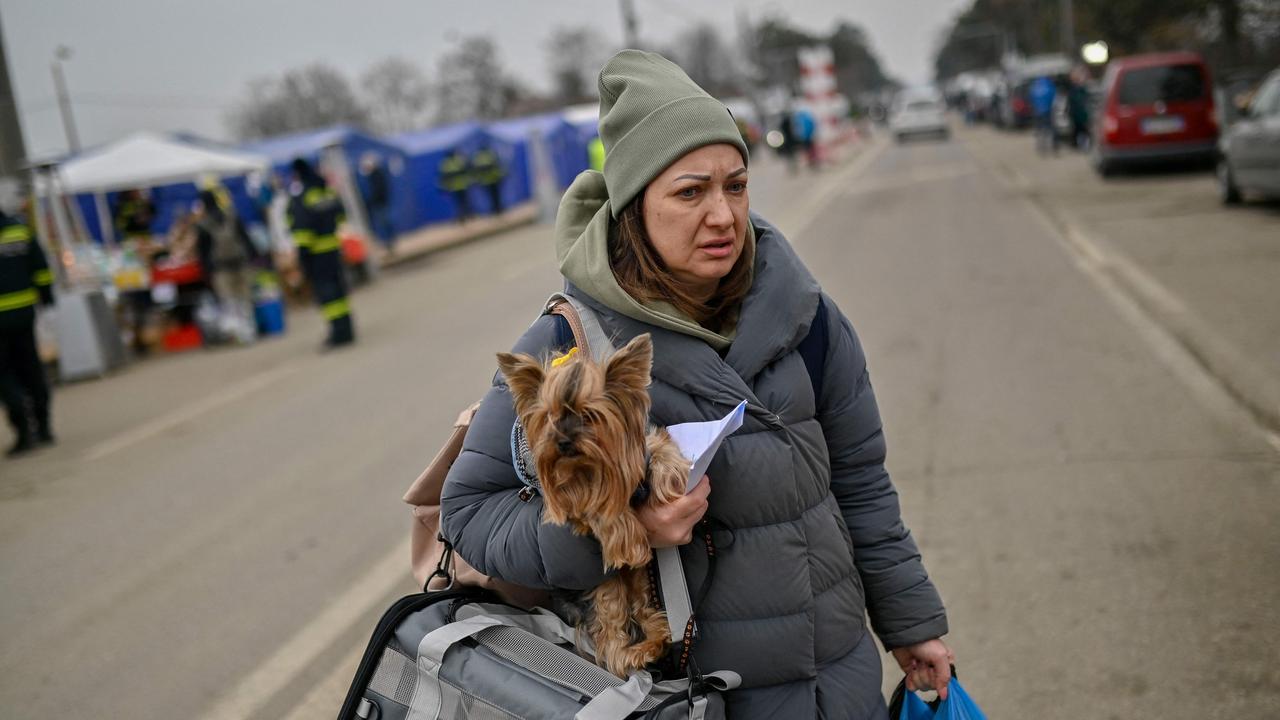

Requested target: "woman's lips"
[{"left": 699, "top": 238, "right": 735, "bottom": 258}]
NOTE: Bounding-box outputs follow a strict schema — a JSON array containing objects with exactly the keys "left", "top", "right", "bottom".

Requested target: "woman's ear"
[{"left": 496, "top": 352, "right": 545, "bottom": 413}]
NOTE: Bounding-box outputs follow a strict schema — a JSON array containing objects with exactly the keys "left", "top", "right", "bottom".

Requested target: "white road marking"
[
  {"left": 981, "top": 150, "right": 1280, "bottom": 455},
  {"left": 196, "top": 536, "right": 414, "bottom": 720},
  {"left": 84, "top": 364, "right": 300, "bottom": 461},
  {"left": 280, "top": 643, "right": 367, "bottom": 720}
]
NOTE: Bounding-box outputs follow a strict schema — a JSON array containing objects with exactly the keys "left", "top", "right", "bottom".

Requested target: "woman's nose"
[{"left": 705, "top": 192, "right": 733, "bottom": 228}]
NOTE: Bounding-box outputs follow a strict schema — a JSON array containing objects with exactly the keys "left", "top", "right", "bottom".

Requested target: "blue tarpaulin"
[
  {"left": 242, "top": 125, "right": 409, "bottom": 232},
  {"left": 388, "top": 122, "right": 509, "bottom": 229},
  {"left": 487, "top": 113, "right": 588, "bottom": 193}
]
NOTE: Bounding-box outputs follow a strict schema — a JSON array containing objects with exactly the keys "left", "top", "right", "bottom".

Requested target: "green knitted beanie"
[{"left": 597, "top": 50, "right": 749, "bottom": 218}]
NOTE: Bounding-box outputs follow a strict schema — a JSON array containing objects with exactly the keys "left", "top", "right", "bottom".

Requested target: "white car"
[{"left": 890, "top": 97, "right": 950, "bottom": 142}]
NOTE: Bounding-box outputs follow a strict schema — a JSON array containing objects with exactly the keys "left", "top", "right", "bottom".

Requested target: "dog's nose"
[{"left": 556, "top": 438, "right": 578, "bottom": 456}]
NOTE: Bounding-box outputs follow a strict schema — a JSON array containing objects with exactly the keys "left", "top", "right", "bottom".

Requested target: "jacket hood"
[{"left": 555, "top": 170, "right": 759, "bottom": 352}]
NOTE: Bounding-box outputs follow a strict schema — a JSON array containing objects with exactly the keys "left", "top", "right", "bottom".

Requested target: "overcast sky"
[{"left": 2, "top": 0, "right": 969, "bottom": 158}]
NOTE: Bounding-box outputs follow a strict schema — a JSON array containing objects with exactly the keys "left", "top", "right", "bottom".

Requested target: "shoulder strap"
[
  {"left": 544, "top": 292, "right": 613, "bottom": 362},
  {"left": 541, "top": 292, "right": 694, "bottom": 654}
]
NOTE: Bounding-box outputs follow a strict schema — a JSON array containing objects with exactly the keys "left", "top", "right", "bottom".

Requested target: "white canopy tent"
[
  {"left": 35, "top": 132, "right": 270, "bottom": 249},
  {"left": 56, "top": 132, "right": 269, "bottom": 194}
]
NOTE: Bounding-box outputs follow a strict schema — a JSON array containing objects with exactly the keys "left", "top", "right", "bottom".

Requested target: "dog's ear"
[
  {"left": 605, "top": 333, "right": 653, "bottom": 392},
  {"left": 496, "top": 352, "right": 545, "bottom": 411}
]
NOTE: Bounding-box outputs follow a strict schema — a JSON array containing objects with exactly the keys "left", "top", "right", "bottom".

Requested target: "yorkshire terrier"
[{"left": 496, "top": 333, "right": 690, "bottom": 677}]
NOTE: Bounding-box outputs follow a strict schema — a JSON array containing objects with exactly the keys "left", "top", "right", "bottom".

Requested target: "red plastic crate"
[
  {"left": 151, "top": 260, "right": 205, "bottom": 286},
  {"left": 162, "top": 323, "right": 203, "bottom": 352}
]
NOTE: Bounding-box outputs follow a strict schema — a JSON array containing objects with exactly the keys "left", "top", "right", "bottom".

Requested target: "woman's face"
[{"left": 641, "top": 143, "right": 749, "bottom": 300}]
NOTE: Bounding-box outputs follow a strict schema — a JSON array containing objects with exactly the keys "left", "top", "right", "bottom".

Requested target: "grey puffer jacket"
[{"left": 441, "top": 215, "right": 947, "bottom": 719}]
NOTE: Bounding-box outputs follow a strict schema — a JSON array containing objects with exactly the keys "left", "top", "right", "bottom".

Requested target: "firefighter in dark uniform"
[
  {"left": 0, "top": 208, "right": 55, "bottom": 457},
  {"left": 287, "top": 158, "right": 355, "bottom": 349},
  {"left": 437, "top": 148, "right": 472, "bottom": 223},
  {"left": 470, "top": 145, "right": 506, "bottom": 215}
]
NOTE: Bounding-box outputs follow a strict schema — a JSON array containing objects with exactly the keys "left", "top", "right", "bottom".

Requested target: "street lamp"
[
  {"left": 1081, "top": 41, "right": 1109, "bottom": 66},
  {"left": 50, "top": 44, "right": 80, "bottom": 154}
]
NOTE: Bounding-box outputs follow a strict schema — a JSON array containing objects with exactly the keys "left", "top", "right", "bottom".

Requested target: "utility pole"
[
  {"left": 51, "top": 45, "right": 80, "bottom": 154},
  {"left": 0, "top": 8, "right": 29, "bottom": 183},
  {"left": 619, "top": 0, "right": 639, "bottom": 49},
  {"left": 1060, "top": 0, "right": 1076, "bottom": 57}
]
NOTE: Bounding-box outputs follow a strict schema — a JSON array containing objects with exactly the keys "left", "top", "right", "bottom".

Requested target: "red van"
[{"left": 1093, "top": 52, "right": 1218, "bottom": 176}]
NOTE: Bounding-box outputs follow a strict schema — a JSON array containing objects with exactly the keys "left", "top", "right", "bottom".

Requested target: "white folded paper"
[{"left": 666, "top": 400, "right": 748, "bottom": 492}]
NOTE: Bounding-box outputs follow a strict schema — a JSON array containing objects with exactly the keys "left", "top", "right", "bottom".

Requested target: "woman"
[
  {"left": 441, "top": 50, "right": 952, "bottom": 719},
  {"left": 195, "top": 188, "right": 260, "bottom": 344}
]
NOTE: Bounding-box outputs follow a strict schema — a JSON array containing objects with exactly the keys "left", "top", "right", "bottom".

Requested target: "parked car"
[
  {"left": 890, "top": 95, "right": 950, "bottom": 142},
  {"left": 1092, "top": 52, "right": 1219, "bottom": 176},
  {"left": 1218, "top": 68, "right": 1280, "bottom": 203}
]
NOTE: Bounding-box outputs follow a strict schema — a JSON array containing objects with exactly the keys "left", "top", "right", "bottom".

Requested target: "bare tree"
[
  {"left": 229, "top": 64, "right": 369, "bottom": 140},
  {"left": 673, "top": 24, "right": 742, "bottom": 97},
  {"left": 361, "top": 56, "right": 432, "bottom": 134},
  {"left": 546, "top": 26, "right": 608, "bottom": 104},
  {"left": 435, "top": 37, "right": 523, "bottom": 124}
]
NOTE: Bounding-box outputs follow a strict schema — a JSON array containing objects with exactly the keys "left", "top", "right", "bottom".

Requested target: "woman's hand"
[
  {"left": 638, "top": 475, "right": 710, "bottom": 548},
  {"left": 891, "top": 638, "right": 955, "bottom": 701}
]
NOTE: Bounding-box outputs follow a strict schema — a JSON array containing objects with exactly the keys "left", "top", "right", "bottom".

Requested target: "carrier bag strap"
[
  {"left": 689, "top": 695, "right": 709, "bottom": 720},
  {"left": 544, "top": 293, "right": 695, "bottom": 648},
  {"left": 409, "top": 615, "right": 506, "bottom": 720},
  {"left": 655, "top": 547, "right": 694, "bottom": 651},
  {"left": 454, "top": 603, "right": 586, "bottom": 650},
  {"left": 574, "top": 670, "right": 655, "bottom": 720},
  {"left": 544, "top": 292, "right": 612, "bottom": 363}
]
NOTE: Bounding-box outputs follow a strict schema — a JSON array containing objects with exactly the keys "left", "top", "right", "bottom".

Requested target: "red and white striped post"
[{"left": 797, "top": 46, "right": 854, "bottom": 162}]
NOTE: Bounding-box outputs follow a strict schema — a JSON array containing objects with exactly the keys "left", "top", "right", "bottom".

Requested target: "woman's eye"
[
  {"left": 678, "top": 187, "right": 700, "bottom": 199},
  {"left": 728, "top": 181, "right": 747, "bottom": 193}
]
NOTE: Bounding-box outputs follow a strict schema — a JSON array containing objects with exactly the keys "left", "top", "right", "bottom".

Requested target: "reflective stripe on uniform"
[
  {"left": 0, "top": 288, "right": 38, "bottom": 312},
  {"left": 32, "top": 269, "right": 53, "bottom": 286},
  {"left": 293, "top": 229, "right": 316, "bottom": 249},
  {"left": 1, "top": 225, "right": 32, "bottom": 243},
  {"left": 303, "top": 188, "right": 336, "bottom": 206},
  {"left": 321, "top": 298, "right": 349, "bottom": 320},
  {"left": 310, "top": 234, "right": 341, "bottom": 254}
]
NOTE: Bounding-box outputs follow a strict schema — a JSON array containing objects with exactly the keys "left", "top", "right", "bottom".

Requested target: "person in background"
[
  {"left": 438, "top": 148, "right": 472, "bottom": 224},
  {"left": 287, "top": 158, "right": 355, "bottom": 349},
  {"left": 359, "top": 154, "right": 395, "bottom": 253},
  {"left": 114, "top": 188, "right": 157, "bottom": 355},
  {"left": 470, "top": 144, "right": 506, "bottom": 216},
  {"left": 1067, "top": 67, "right": 1092, "bottom": 151},
  {"left": 195, "top": 187, "right": 260, "bottom": 344},
  {"left": 777, "top": 107, "right": 799, "bottom": 174},
  {"left": 1029, "top": 75, "right": 1058, "bottom": 155},
  {"left": 793, "top": 107, "right": 819, "bottom": 170},
  {"left": 114, "top": 188, "right": 154, "bottom": 240},
  {"left": 0, "top": 206, "right": 55, "bottom": 457},
  {"left": 587, "top": 135, "right": 605, "bottom": 172}
]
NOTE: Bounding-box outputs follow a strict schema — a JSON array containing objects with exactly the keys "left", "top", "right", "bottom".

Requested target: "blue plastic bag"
[{"left": 889, "top": 677, "right": 987, "bottom": 720}]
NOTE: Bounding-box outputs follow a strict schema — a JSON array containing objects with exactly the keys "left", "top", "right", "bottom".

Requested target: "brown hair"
[{"left": 610, "top": 194, "right": 754, "bottom": 333}]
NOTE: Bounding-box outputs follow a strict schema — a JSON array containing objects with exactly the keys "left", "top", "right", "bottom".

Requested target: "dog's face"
[{"left": 497, "top": 334, "right": 654, "bottom": 530}]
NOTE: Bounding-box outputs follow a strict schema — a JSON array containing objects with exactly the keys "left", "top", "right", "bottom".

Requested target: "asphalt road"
[{"left": 1, "top": 129, "right": 1276, "bottom": 719}]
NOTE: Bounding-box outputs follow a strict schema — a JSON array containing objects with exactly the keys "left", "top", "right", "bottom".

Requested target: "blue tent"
[
  {"left": 389, "top": 122, "right": 520, "bottom": 229},
  {"left": 241, "top": 125, "right": 409, "bottom": 232},
  {"left": 487, "top": 113, "right": 589, "bottom": 194}
]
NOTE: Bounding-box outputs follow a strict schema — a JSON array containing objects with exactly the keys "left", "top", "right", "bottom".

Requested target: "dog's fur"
[{"left": 496, "top": 334, "right": 690, "bottom": 676}]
